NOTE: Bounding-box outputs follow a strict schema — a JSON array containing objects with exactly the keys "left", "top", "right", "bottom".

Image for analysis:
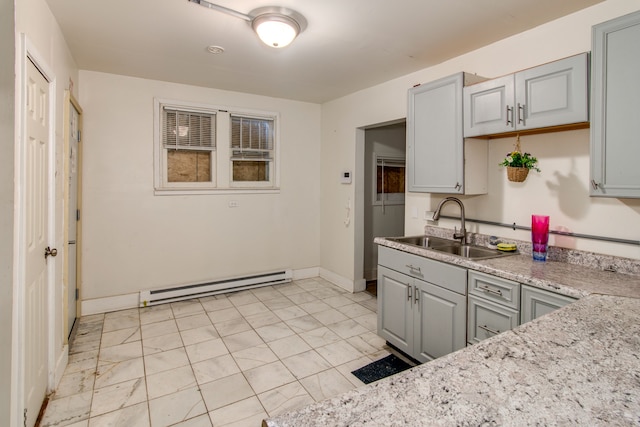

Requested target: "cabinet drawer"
[
  {"left": 468, "top": 295, "right": 519, "bottom": 344},
  {"left": 378, "top": 246, "right": 467, "bottom": 295},
  {"left": 468, "top": 270, "right": 519, "bottom": 309}
]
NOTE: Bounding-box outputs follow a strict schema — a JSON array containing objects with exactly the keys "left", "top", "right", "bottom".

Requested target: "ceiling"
[{"left": 45, "top": 0, "right": 603, "bottom": 103}]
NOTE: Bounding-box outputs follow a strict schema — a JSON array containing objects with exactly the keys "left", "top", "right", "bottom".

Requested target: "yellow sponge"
[{"left": 497, "top": 243, "right": 517, "bottom": 251}]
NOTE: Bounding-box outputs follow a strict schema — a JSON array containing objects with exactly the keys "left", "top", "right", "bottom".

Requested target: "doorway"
[
  {"left": 65, "top": 93, "right": 82, "bottom": 338},
  {"left": 362, "top": 121, "right": 406, "bottom": 296}
]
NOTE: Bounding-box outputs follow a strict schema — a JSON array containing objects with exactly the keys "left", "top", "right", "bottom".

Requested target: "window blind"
[
  {"left": 163, "top": 108, "right": 215, "bottom": 150},
  {"left": 231, "top": 115, "right": 274, "bottom": 160}
]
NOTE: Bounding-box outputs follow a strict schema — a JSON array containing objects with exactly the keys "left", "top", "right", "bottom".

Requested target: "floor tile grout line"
[{"left": 53, "top": 279, "right": 380, "bottom": 426}]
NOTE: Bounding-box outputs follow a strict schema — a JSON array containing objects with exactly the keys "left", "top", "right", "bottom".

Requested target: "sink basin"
[
  {"left": 388, "top": 235, "right": 456, "bottom": 248},
  {"left": 387, "top": 235, "right": 514, "bottom": 260},
  {"left": 430, "top": 244, "right": 512, "bottom": 260}
]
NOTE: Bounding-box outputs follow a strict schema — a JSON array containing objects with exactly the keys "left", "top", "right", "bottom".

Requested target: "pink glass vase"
[{"left": 531, "top": 215, "right": 549, "bottom": 262}]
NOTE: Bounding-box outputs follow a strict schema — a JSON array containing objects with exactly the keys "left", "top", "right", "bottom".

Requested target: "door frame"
[
  {"left": 63, "top": 91, "right": 83, "bottom": 339},
  {"left": 12, "top": 33, "right": 58, "bottom": 426},
  {"left": 354, "top": 118, "right": 406, "bottom": 290}
]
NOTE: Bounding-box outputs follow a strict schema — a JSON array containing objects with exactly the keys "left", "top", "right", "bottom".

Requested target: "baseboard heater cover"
[{"left": 139, "top": 269, "right": 292, "bottom": 307}]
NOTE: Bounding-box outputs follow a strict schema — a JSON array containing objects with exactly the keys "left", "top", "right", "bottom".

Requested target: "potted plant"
[{"left": 499, "top": 136, "right": 541, "bottom": 182}]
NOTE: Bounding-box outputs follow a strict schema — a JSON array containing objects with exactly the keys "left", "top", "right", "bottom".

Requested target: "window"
[
  {"left": 155, "top": 99, "right": 279, "bottom": 194},
  {"left": 163, "top": 108, "right": 215, "bottom": 184},
  {"left": 230, "top": 115, "right": 274, "bottom": 186},
  {"left": 374, "top": 155, "right": 405, "bottom": 207}
]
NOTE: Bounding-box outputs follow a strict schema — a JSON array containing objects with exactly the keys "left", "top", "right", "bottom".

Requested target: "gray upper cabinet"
[
  {"left": 590, "top": 11, "right": 640, "bottom": 198},
  {"left": 407, "top": 72, "right": 488, "bottom": 195},
  {"left": 464, "top": 53, "right": 589, "bottom": 137}
]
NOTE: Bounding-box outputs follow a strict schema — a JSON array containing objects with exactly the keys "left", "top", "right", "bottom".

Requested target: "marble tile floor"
[{"left": 40, "top": 277, "right": 388, "bottom": 427}]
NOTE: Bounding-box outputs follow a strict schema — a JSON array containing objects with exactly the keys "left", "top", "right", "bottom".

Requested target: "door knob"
[{"left": 44, "top": 246, "right": 58, "bottom": 259}]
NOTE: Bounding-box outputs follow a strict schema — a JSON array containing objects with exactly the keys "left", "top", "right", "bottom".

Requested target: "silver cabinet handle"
[
  {"left": 517, "top": 103, "right": 525, "bottom": 125},
  {"left": 591, "top": 179, "right": 600, "bottom": 190},
  {"left": 407, "top": 285, "right": 412, "bottom": 301},
  {"left": 480, "top": 285, "right": 503, "bottom": 296},
  {"left": 506, "top": 106, "right": 513, "bottom": 126},
  {"left": 405, "top": 264, "right": 421, "bottom": 274},
  {"left": 479, "top": 324, "right": 500, "bottom": 335},
  {"left": 414, "top": 287, "right": 419, "bottom": 304}
]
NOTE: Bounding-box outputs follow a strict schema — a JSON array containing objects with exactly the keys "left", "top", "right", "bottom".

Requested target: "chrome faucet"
[{"left": 432, "top": 197, "right": 467, "bottom": 245}]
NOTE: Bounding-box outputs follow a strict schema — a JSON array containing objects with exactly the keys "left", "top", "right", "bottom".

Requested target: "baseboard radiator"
[{"left": 139, "top": 269, "right": 293, "bottom": 307}]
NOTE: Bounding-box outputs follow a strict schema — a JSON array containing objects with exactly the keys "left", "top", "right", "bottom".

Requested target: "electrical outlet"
[{"left": 229, "top": 201, "right": 239, "bottom": 208}]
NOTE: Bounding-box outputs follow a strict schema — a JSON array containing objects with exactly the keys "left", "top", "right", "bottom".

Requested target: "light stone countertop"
[
  {"left": 264, "top": 238, "right": 640, "bottom": 426},
  {"left": 265, "top": 294, "right": 640, "bottom": 426}
]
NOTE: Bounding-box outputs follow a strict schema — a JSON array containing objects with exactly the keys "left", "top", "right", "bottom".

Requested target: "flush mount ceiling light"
[{"left": 188, "top": 0, "right": 306, "bottom": 48}]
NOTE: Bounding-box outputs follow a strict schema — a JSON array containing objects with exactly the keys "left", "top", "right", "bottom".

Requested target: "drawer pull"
[
  {"left": 480, "top": 285, "right": 503, "bottom": 296},
  {"left": 479, "top": 324, "right": 500, "bottom": 336},
  {"left": 405, "top": 264, "right": 421, "bottom": 274}
]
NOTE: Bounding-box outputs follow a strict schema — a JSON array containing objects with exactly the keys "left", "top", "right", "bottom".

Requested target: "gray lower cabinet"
[
  {"left": 467, "top": 271, "right": 520, "bottom": 344},
  {"left": 520, "top": 284, "right": 576, "bottom": 324},
  {"left": 377, "top": 246, "right": 467, "bottom": 363},
  {"left": 590, "top": 10, "right": 640, "bottom": 198}
]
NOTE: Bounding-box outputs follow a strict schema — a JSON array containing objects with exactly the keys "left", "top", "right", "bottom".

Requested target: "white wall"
[
  {"left": 321, "top": 0, "right": 640, "bottom": 288},
  {"left": 79, "top": 71, "right": 321, "bottom": 303}
]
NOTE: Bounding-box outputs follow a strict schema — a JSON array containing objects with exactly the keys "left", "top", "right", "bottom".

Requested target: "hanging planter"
[
  {"left": 506, "top": 166, "right": 530, "bottom": 182},
  {"left": 499, "top": 135, "right": 540, "bottom": 183}
]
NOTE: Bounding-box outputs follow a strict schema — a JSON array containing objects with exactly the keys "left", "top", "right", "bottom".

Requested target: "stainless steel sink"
[
  {"left": 429, "top": 244, "right": 512, "bottom": 260},
  {"left": 387, "top": 235, "right": 514, "bottom": 260},
  {"left": 388, "top": 235, "right": 457, "bottom": 248}
]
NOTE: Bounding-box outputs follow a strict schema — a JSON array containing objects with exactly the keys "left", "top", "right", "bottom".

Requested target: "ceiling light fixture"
[{"left": 188, "top": 0, "right": 306, "bottom": 48}]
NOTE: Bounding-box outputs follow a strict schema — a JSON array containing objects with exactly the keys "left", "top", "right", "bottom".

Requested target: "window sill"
[{"left": 154, "top": 187, "right": 281, "bottom": 196}]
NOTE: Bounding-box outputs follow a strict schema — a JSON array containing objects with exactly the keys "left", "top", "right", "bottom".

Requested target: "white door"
[
  {"left": 24, "top": 57, "right": 52, "bottom": 427},
  {"left": 67, "top": 101, "right": 80, "bottom": 336}
]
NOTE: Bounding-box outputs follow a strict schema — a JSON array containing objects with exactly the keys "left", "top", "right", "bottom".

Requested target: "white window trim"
[
  {"left": 372, "top": 153, "right": 405, "bottom": 206},
  {"left": 154, "top": 98, "right": 281, "bottom": 195}
]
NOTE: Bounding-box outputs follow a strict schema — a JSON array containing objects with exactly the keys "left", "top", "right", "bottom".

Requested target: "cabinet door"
[
  {"left": 516, "top": 53, "right": 588, "bottom": 131},
  {"left": 520, "top": 284, "right": 576, "bottom": 324},
  {"left": 377, "top": 266, "right": 413, "bottom": 355},
  {"left": 407, "top": 73, "right": 464, "bottom": 193},
  {"left": 413, "top": 279, "right": 466, "bottom": 363},
  {"left": 464, "top": 75, "right": 515, "bottom": 137},
  {"left": 468, "top": 295, "right": 519, "bottom": 344},
  {"left": 591, "top": 11, "right": 640, "bottom": 198}
]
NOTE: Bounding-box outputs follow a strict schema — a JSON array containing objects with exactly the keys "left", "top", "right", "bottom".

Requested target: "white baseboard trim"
[
  {"left": 82, "top": 292, "right": 139, "bottom": 316},
  {"left": 51, "top": 344, "right": 68, "bottom": 392},
  {"left": 82, "top": 267, "right": 324, "bottom": 315},
  {"left": 319, "top": 268, "right": 356, "bottom": 293},
  {"left": 354, "top": 278, "right": 366, "bottom": 293},
  {"left": 292, "top": 267, "right": 320, "bottom": 280}
]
